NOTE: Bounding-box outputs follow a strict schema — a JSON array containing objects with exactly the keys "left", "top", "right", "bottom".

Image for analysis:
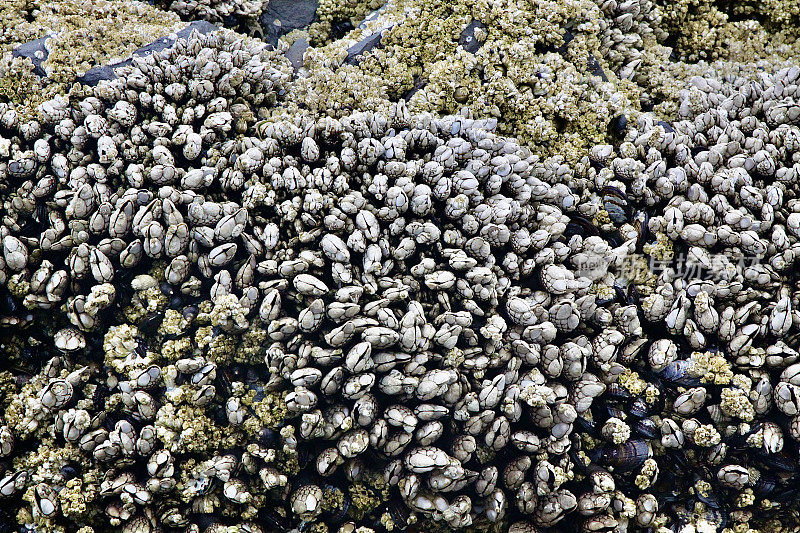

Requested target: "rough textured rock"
[
  {"left": 285, "top": 37, "right": 310, "bottom": 70},
  {"left": 458, "top": 20, "right": 486, "bottom": 54},
  {"left": 259, "top": 0, "right": 318, "bottom": 46},
  {"left": 344, "top": 30, "right": 385, "bottom": 64},
  {"left": 10, "top": 35, "right": 50, "bottom": 77}
]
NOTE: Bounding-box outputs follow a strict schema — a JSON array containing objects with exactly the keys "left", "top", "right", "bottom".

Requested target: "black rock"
[
  {"left": 459, "top": 20, "right": 487, "bottom": 54},
  {"left": 11, "top": 35, "right": 50, "bottom": 77},
  {"left": 556, "top": 29, "right": 575, "bottom": 54},
  {"left": 139, "top": 20, "right": 218, "bottom": 56},
  {"left": 259, "top": 0, "right": 318, "bottom": 46},
  {"left": 285, "top": 38, "right": 309, "bottom": 71},
  {"left": 345, "top": 31, "right": 386, "bottom": 65},
  {"left": 344, "top": 3, "right": 397, "bottom": 65},
  {"left": 588, "top": 54, "right": 607, "bottom": 81},
  {"left": 358, "top": 3, "right": 389, "bottom": 29},
  {"left": 72, "top": 63, "right": 116, "bottom": 87}
]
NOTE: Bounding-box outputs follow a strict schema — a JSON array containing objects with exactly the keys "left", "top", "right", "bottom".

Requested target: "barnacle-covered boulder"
[{"left": 1, "top": 0, "right": 800, "bottom": 531}]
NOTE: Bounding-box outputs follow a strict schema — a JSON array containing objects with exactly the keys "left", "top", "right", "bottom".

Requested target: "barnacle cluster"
[
  {"left": 154, "top": 0, "right": 266, "bottom": 27},
  {"left": 287, "top": 0, "right": 642, "bottom": 160},
  {"left": 1, "top": 0, "right": 800, "bottom": 531},
  {"left": 654, "top": 0, "right": 800, "bottom": 63}
]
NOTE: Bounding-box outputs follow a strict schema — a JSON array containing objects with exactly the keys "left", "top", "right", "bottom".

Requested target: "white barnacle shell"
[{"left": 300, "top": 136, "right": 320, "bottom": 162}]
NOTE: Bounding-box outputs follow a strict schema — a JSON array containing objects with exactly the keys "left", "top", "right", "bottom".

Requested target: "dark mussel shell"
[
  {"left": 0, "top": 289, "right": 31, "bottom": 327},
  {"left": 657, "top": 359, "right": 701, "bottom": 389},
  {"left": 595, "top": 287, "right": 617, "bottom": 307},
  {"left": 575, "top": 415, "right": 598, "bottom": 435},
  {"left": 565, "top": 215, "right": 600, "bottom": 239},
  {"left": 723, "top": 424, "right": 760, "bottom": 451},
  {"left": 601, "top": 404, "right": 628, "bottom": 421},
  {"left": 182, "top": 305, "right": 200, "bottom": 322},
  {"left": 137, "top": 312, "right": 164, "bottom": 335},
  {"left": 587, "top": 439, "right": 651, "bottom": 473},
  {"left": 663, "top": 449, "right": 690, "bottom": 472},
  {"left": 696, "top": 506, "right": 727, "bottom": 530},
  {"left": 633, "top": 210, "right": 650, "bottom": 251},
  {"left": 610, "top": 114, "right": 628, "bottom": 136},
  {"left": 629, "top": 395, "right": 662, "bottom": 419},
  {"left": 385, "top": 498, "right": 411, "bottom": 530},
  {"left": 613, "top": 284, "right": 628, "bottom": 304},
  {"left": 625, "top": 283, "right": 641, "bottom": 305},
  {"left": 656, "top": 120, "right": 675, "bottom": 133},
  {"left": 321, "top": 485, "right": 352, "bottom": 525},
  {"left": 604, "top": 231, "right": 624, "bottom": 248},
  {"left": 586, "top": 402, "right": 660, "bottom": 439},
  {"left": 191, "top": 515, "right": 222, "bottom": 531},
  {"left": 663, "top": 498, "right": 726, "bottom": 533},
  {"left": 753, "top": 473, "right": 777, "bottom": 497},
  {"left": 756, "top": 451, "right": 800, "bottom": 473},
  {"left": 579, "top": 404, "right": 618, "bottom": 436},
  {"left": 18, "top": 203, "right": 49, "bottom": 236},
  {"left": 695, "top": 481, "right": 724, "bottom": 510},
  {"left": 631, "top": 417, "right": 660, "bottom": 439},
  {"left": 159, "top": 281, "right": 175, "bottom": 298},
  {"left": 257, "top": 506, "right": 292, "bottom": 532},
  {"left": 257, "top": 426, "right": 279, "bottom": 447},
  {"left": 60, "top": 464, "right": 80, "bottom": 481},
  {"left": 600, "top": 186, "right": 631, "bottom": 225},
  {"left": 606, "top": 382, "right": 633, "bottom": 402},
  {"left": 608, "top": 283, "right": 641, "bottom": 307},
  {"left": 134, "top": 338, "right": 149, "bottom": 359},
  {"left": 770, "top": 480, "right": 800, "bottom": 504}
]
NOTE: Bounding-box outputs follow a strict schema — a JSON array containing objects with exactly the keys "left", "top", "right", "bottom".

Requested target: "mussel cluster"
[{"left": 0, "top": 4, "right": 799, "bottom": 533}]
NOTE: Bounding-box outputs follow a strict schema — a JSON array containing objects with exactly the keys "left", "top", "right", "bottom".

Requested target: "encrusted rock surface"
[
  {"left": 0, "top": 0, "right": 800, "bottom": 532},
  {"left": 13, "top": 20, "right": 219, "bottom": 86}
]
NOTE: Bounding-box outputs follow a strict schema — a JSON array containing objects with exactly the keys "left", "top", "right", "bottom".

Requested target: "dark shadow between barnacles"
[{"left": 0, "top": 288, "right": 32, "bottom": 328}]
